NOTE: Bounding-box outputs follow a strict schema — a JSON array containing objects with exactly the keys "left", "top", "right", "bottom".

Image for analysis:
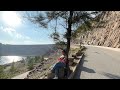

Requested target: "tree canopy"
[{"left": 26, "top": 11, "right": 102, "bottom": 75}]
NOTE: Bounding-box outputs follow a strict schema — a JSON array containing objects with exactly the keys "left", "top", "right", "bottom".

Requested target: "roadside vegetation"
[{"left": 0, "top": 56, "right": 45, "bottom": 79}]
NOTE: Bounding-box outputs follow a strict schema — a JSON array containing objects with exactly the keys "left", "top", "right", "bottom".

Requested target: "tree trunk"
[{"left": 66, "top": 11, "right": 73, "bottom": 77}]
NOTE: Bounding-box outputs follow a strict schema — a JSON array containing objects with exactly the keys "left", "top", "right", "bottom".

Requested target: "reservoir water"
[{"left": 0, "top": 56, "right": 26, "bottom": 65}]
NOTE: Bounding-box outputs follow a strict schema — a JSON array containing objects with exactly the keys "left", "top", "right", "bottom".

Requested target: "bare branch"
[
  {"left": 55, "top": 19, "right": 57, "bottom": 32},
  {"left": 59, "top": 22, "right": 67, "bottom": 29}
]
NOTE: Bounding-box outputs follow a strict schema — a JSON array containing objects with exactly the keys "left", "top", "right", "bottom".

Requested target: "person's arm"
[{"left": 63, "top": 55, "right": 67, "bottom": 63}]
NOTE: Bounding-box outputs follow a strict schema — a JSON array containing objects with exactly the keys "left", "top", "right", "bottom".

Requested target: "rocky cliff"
[{"left": 79, "top": 11, "right": 120, "bottom": 48}]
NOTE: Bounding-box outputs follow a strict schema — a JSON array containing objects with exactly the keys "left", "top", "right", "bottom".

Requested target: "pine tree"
[{"left": 26, "top": 11, "right": 102, "bottom": 75}]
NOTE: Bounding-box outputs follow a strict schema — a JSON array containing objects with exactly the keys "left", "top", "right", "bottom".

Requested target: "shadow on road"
[
  {"left": 94, "top": 52, "right": 100, "bottom": 54},
  {"left": 100, "top": 72, "right": 120, "bottom": 79},
  {"left": 73, "top": 54, "right": 96, "bottom": 79},
  {"left": 82, "top": 66, "right": 96, "bottom": 73}
]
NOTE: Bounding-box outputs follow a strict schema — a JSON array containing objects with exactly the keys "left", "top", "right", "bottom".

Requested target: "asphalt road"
[{"left": 74, "top": 45, "right": 120, "bottom": 79}]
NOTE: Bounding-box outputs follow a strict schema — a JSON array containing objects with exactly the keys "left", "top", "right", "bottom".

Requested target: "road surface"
[
  {"left": 74, "top": 45, "right": 120, "bottom": 79},
  {"left": 12, "top": 71, "right": 30, "bottom": 79}
]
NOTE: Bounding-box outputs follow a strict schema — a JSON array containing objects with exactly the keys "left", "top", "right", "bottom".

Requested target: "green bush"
[
  {"left": 34, "top": 56, "right": 41, "bottom": 63},
  {"left": 27, "top": 58, "right": 34, "bottom": 70},
  {"left": 10, "top": 62, "right": 16, "bottom": 73},
  {"left": 41, "top": 56, "right": 44, "bottom": 61},
  {"left": 0, "top": 65, "right": 6, "bottom": 79},
  {"left": 28, "top": 64, "right": 34, "bottom": 70}
]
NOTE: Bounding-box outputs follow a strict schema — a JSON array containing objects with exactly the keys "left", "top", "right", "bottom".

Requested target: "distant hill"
[{"left": 0, "top": 44, "right": 56, "bottom": 56}]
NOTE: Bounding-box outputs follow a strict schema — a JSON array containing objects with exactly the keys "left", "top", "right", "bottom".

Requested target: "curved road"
[{"left": 74, "top": 45, "right": 120, "bottom": 79}]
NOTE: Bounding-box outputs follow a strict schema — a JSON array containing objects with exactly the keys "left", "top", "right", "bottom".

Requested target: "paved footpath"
[{"left": 12, "top": 71, "right": 30, "bottom": 79}]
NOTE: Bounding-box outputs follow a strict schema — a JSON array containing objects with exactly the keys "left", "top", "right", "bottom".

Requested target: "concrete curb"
[
  {"left": 68, "top": 54, "right": 84, "bottom": 79},
  {"left": 39, "top": 54, "right": 84, "bottom": 79}
]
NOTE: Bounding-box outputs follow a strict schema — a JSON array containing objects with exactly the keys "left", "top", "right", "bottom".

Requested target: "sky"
[{"left": 0, "top": 11, "right": 66, "bottom": 45}]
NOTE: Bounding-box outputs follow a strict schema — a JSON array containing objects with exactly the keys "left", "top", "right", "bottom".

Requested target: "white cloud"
[
  {"left": 0, "top": 26, "right": 31, "bottom": 40},
  {"left": 2, "top": 27, "right": 15, "bottom": 36},
  {"left": 16, "top": 33, "right": 22, "bottom": 39},
  {"left": 23, "top": 40, "right": 48, "bottom": 44},
  {"left": 25, "top": 36, "right": 31, "bottom": 40},
  {"left": 23, "top": 40, "right": 35, "bottom": 44},
  {"left": 3, "top": 27, "right": 15, "bottom": 32},
  {"left": 0, "top": 25, "right": 4, "bottom": 30},
  {"left": 0, "top": 40, "right": 16, "bottom": 44}
]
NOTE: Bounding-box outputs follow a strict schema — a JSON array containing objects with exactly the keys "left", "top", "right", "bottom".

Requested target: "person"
[{"left": 51, "top": 49, "right": 67, "bottom": 79}]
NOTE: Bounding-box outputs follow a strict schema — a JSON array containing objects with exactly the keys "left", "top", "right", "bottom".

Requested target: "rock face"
[{"left": 79, "top": 11, "right": 120, "bottom": 48}]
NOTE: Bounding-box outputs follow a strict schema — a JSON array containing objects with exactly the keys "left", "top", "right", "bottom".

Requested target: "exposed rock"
[{"left": 79, "top": 11, "right": 120, "bottom": 48}]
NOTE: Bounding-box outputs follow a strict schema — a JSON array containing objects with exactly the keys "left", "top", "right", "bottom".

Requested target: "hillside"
[
  {"left": 0, "top": 44, "right": 56, "bottom": 56},
  {"left": 79, "top": 11, "right": 120, "bottom": 48}
]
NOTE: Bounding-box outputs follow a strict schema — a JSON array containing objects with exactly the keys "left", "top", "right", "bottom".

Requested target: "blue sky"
[{"left": 0, "top": 11, "right": 66, "bottom": 45}]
